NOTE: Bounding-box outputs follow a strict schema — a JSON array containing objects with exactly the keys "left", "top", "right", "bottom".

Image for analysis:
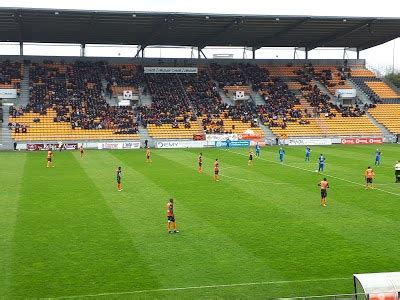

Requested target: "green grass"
[{"left": 1, "top": 144, "right": 400, "bottom": 299}]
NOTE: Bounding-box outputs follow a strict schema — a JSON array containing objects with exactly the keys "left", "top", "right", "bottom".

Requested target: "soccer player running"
[
  {"left": 198, "top": 152, "right": 203, "bottom": 173},
  {"left": 214, "top": 159, "right": 220, "bottom": 181},
  {"left": 318, "top": 154, "right": 326, "bottom": 173},
  {"left": 305, "top": 146, "right": 311, "bottom": 162},
  {"left": 255, "top": 142, "right": 260, "bottom": 158},
  {"left": 146, "top": 147, "right": 152, "bottom": 163},
  {"left": 318, "top": 177, "right": 330, "bottom": 207},
  {"left": 375, "top": 149, "right": 382, "bottom": 167},
  {"left": 47, "top": 149, "right": 54, "bottom": 168},
  {"left": 279, "top": 147, "right": 285, "bottom": 164},
  {"left": 365, "top": 166, "right": 375, "bottom": 189},
  {"left": 116, "top": 166, "right": 123, "bottom": 191},
  {"left": 248, "top": 150, "right": 254, "bottom": 166},
  {"left": 80, "top": 145, "right": 85, "bottom": 159},
  {"left": 167, "top": 198, "right": 179, "bottom": 234}
]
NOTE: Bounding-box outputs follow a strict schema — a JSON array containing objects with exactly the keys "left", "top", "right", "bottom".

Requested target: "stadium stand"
[
  {"left": 9, "top": 61, "right": 139, "bottom": 141},
  {"left": 139, "top": 73, "right": 202, "bottom": 139},
  {"left": 245, "top": 64, "right": 382, "bottom": 137},
  {"left": 2, "top": 59, "right": 389, "bottom": 141},
  {"left": 103, "top": 64, "right": 142, "bottom": 97},
  {"left": 308, "top": 65, "right": 352, "bottom": 95},
  {"left": 0, "top": 61, "right": 22, "bottom": 95}
]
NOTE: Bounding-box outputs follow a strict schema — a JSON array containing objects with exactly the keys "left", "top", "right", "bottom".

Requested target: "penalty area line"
[
  {"left": 226, "top": 150, "right": 400, "bottom": 197},
  {"left": 54, "top": 277, "right": 350, "bottom": 299}
]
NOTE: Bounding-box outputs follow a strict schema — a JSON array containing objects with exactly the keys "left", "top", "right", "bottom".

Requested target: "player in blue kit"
[
  {"left": 255, "top": 142, "right": 260, "bottom": 158},
  {"left": 279, "top": 147, "right": 285, "bottom": 163},
  {"left": 305, "top": 146, "right": 311, "bottom": 162},
  {"left": 225, "top": 138, "right": 231, "bottom": 150},
  {"left": 317, "top": 154, "right": 326, "bottom": 173},
  {"left": 375, "top": 149, "right": 382, "bottom": 167}
]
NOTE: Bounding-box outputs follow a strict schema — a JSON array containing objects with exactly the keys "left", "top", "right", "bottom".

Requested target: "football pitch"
[{"left": 1, "top": 144, "right": 400, "bottom": 299}]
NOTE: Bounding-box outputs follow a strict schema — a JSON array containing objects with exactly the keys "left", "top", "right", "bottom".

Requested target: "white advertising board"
[
  {"left": 335, "top": 89, "right": 356, "bottom": 98},
  {"left": 0, "top": 89, "right": 17, "bottom": 99},
  {"left": 156, "top": 141, "right": 207, "bottom": 149},
  {"left": 144, "top": 67, "right": 198, "bottom": 74},
  {"left": 98, "top": 141, "right": 141, "bottom": 150},
  {"left": 287, "top": 138, "right": 332, "bottom": 146},
  {"left": 206, "top": 133, "right": 239, "bottom": 142}
]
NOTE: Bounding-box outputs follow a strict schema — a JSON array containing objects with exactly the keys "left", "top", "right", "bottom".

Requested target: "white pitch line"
[
  {"left": 226, "top": 150, "right": 400, "bottom": 197},
  {"left": 54, "top": 277, "right": 350, "bottom": 299},
  {"left": 220, "top": 173, "right": 290, "bottom": 184}
]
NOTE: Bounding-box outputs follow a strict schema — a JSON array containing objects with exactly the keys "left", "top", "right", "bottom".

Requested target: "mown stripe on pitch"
[
  {"left": 9, "top": 151, "right": 159, "bottom": 298},
  {"left": 100, "top": 150, "right": 286, "bottom": 288},
  {"left": 151, "top": 149, "right": 400, "bottom": 277},
  {"left": 0, "top": 152, "right": 27, "bottom": 296}
]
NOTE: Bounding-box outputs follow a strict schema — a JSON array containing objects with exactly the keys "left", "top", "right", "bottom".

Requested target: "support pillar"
[
  {"left": 356, "top": 48, "right": 360, "bottom": 59},
  {"left": 252, "top": 47, "right": 256, "bottom": 59},
  {"left": 80, "top": 43, "right": 86, "bottom": 57},
  {"left": 19, "top": 41, "right": 23, "bottom": 56},
  {"left": 198, "top": 47, "right": 201, "bottom": 59},
  {"left": 305, "top": 47, "right": 309, "bottom": 59}
]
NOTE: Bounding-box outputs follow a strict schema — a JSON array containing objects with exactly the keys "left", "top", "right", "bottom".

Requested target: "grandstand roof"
[{"left": 1, "top": 8, "right": 400, "bottom": 51}]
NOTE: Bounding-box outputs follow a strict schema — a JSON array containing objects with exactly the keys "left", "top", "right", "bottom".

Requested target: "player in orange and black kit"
[
  {"left": 365, "top": 166, "right": 375, "bottom": 189},
  {"left": 80, "top": 145, "right": 84, "bottom": 159},
  {"left": 214, "top": 159, "right": 220, "bottom": 181},
  {"left": 198, "top": 153, "right": 203, "bottom": 173},
  {"left": 47, "top": 150, "right": 54, "bottom": 168},
  {"left": 318, "top": 177, "right": 329, "bottom": 206},
  {"left": 146, "top": 147, "right": 152, "bottom": 163},
  {"left": 167, "top": 198, "right": 179, "bottom": 234},
  {"left": 248, "top": 151, "right": 254, "bottom": 166},
  {"left": 116, "top": 166, "right": 123, "bottom": 191}
]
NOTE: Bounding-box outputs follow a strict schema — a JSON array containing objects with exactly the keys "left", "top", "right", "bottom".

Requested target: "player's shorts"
[
  {"left": 215, "top": 170, "right": 219, "bottom": 175},
  {"left": 167, "top": 215, "right": 175, "bottom": 222},
  {"left": 199, "top": 162, "right": 202, "bottom": 167},
  {"left": 47, "top": 158, "right": 52, "bottom": 162},
  {"left": 146, "top": 155, "right": 150, "bottom": 159},
  {"left": 366, "top": 177, "right": 373, "bottom": 183},
  {"left": 249, "top": 156, "right": 253, "bottom": 161},
  {"left": 321, "top": 189, "right": 327, "bottom": 198},
  {"left": 117, "top": 178, "right": 121, "bottom": 184}
]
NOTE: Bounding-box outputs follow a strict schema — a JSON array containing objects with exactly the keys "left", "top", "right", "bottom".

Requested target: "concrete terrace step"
[
  {"left": 18, "top": 65, "right": 30, "bottom": 107},
  {"left": 346, "top": 79, "right": 373, "bottom": 104},
  {"left": 250, "top": 91, "right": 266, "bottom": 105},
  {"left": 0, "top": 110, "right": 14, "bottom": 150}
]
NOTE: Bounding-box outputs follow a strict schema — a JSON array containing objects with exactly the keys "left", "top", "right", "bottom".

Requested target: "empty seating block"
[
  {"left": 366, "top": 82, "right": 400, "bottom": 99},
  {"left": 369, "top": 104, "right": 400, "bottom": 134},
  {"left": 147, "top": 122, "right": 202, "bottom": 139},
  {"left": 351, "top": 69, "right": 375, "bottom": 77},
  {"left": 269, "top": 115, "right": 381, "bottom": 137}
]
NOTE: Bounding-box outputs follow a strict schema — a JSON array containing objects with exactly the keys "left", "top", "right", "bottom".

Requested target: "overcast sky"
[{"left": 0, "top": 0, "right": 398, "bottom": 73}]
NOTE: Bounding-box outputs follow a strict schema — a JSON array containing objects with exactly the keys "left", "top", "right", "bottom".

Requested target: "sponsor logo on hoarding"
[
  {"left": 144, "top": 67, "right": 198, "bottom": 74},
  {"left": 123, "top": 142, "right": 141, "bottom": 149},
  {"left": 341, "top": 137, "right": 383, "bottom": 145},
  {"left": 156, "top": 141, "right": 206, "bottom": 148},
  {"left": 287, "top": 138, "right": 332, "bottom": 146},
  {"left": 206, "top": 134, "right": 239, "bottom": 142},
  {"left": 27, "top": 143, "right": 78, "bottom": 151},
  {"left": 215, "top": 140, "right": 250, "bottom": 147}
]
